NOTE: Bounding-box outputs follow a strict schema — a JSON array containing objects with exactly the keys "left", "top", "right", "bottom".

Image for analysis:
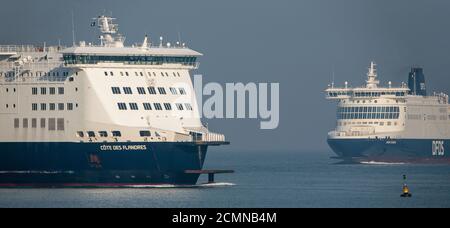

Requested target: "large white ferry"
[
  {"left": 0, "top": 15, "right": 228, "bottom": 186},
  {"left": 325, "top": 62, "right": 450, "bottom": 162}
]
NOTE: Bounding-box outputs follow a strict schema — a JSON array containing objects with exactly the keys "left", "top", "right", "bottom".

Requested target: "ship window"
[
  {"left": 104, "top": 72, "right": 108, "bottom": 76},
  {"left": 164, "top": 103, "right": 172, "bottom": 110},
  {"left": 41, "top": 87, "right": 47, "bottom": 95},
  {"left": 50, "top": 87, "right": 56, "bottom": 95},
  {"left": 50, "top": 103, "right": 56, "bottom": 111},
  {"left": 112, "top": 87, "right": 121, "bottom": 94},
  {"left": 58, "top": 103, "right": 65, "bottom": 111},
  {"left": 123, "top": 87, "right": 133, "bottom": 94},
  {"left": 67, "top": 103, "right": 74, "bottom": 111},
  {"left": 153, "top": 72, "right": 156, "bottom": 77},
  {"left": 137, "top": 87, "right": 146, "bottom": 94},
  {"left": 110, "top": 72, "right": 114, "bottom": 76},
  {"left": 154, "top": 103, "right": 163, "bottom": 110},
  {"left": 139, "top": 131, "right": 151, "bottom": 137},
  {"left": 176, "top": 103, "right": 184, "bottom": 110},
  {"left": 179, "top": 88, "right": 187, "bottom": 95},
  {"left": 135, "top": 72, "right": 139, "bottom": 76},
  {"left": 58, "top": 87, "right": 64, "bottom": 95},
  {"left": 49, "top": 118, "right": 56, "bottom": 131},
  {"left": 87, "top": 131, "right": 96, "bottom": 137},
  {"left": 129, "top": 103, "right": 139, "bottom": 110},
  {"left": 57, "top": 118, "right": 64, "bottom": 131},
  {"left": 14, "top": 118, "right": 19, "bottom": 128},
  {"left": 112, "top": 131, "right": 122, "bottom": 137},
  {"left": 32, "top": 103, "right": 38, "bottom": 111},
  {"left": 40, "top": 103, "right": 47, "bottom": 111},
  {"left": 99, "top": 131, "right": 108, "bottom": 137},
  {"left": 77, "top": 131, "right": 84, "bottom": 138},
  {"left": 125, "top": 72, "right": 129, "bottom": 76},
  {"left": 22, "top": 119, "right": 28, "bottom": 128},
  {"left": 64, "top": 54, "right": 197, "bottom": 66},
  {"left": 177, "top": 72, "right": 181, "bottom": 77},
  {"left": 165, "top": 72, "right": 169, "bottom": 77},
  {"left": 161, "top": 72, "right": 165, "bottom": 77},
  {"left": 32, "top": 87, "right": 38, "bottom": 95},
  {"left": 120, "top": 72, "right": 124, "bottom": 76},
  {"left": 185, "top": 103, "right": 193, "bottom": 111},
  {"left": 40, "top": 118, "right": 46, "bottom": 128},
  {"left": 31, "top": 118, "right": 37, "bottom": 128},
  {"left": 169, "top": 87, "right": 178, "bottom": 95},
  {"left": 158, "top": 87, "right": 166, "bottom": 95},
  {"left": 143, "top": 103, "right": 152, "bottom": 110},
  {"left": 117, "top": 103, "right": 127, "bottom": 110},
  {"left": 148, "top": 87, "right": 157, "bottom": 94},
  {"left": 140, "top": 72, "right": 144, "bottom": 76}
]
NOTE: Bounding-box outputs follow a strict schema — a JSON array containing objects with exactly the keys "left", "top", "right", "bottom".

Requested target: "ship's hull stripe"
[
  {"left": 328, "top": 138, "right": 450, "bottom": 161},
  {"left": 0, "top": 142, "right": 208, "bottom": 185}
]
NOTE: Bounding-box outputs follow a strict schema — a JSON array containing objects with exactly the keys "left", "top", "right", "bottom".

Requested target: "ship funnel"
[{"left": 408, "top": 67, "right": 427, "bottom": 96}]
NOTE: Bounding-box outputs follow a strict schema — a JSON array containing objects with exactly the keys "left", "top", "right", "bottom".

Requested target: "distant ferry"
[
  {"left": 325, "top": 62, "right": 450, "bottom": 162},
  {"left": 0, "top": 15, "right": 229, "bottom": 187}
]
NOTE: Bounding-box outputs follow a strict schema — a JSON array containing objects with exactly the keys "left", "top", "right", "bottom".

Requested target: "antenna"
[
  {"left": 331, "top": 64, "right": 335, "bottom": 88},
  {"left": 71, "top": 11, "right": 76, "bottom": 47}
]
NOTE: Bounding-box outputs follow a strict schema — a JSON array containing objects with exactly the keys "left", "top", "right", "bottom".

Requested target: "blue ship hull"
[
  {"left": 0, "top": 142, "right": 209, "bottom": 186},
  {"left": 328, "top": 138, "right": 450, "bottom": 163}
]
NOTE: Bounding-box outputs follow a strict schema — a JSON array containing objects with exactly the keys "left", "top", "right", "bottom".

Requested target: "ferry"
[
  {"left": 325, "top": 62, "right": 450, "bottom": 162},
  {"left": 0, "top": 15, "right": 229, "bottom": 187}
]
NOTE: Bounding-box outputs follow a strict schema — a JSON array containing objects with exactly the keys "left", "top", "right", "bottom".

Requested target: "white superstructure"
[
  {"left": 0, "top": 15, "right": 225, "bottom": 144},
  {"left": 325, "top": 62, "right": 450, "bottom": 140}
]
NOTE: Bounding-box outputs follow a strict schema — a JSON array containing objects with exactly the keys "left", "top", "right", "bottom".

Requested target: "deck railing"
[{"left": 0, "top": 45, "right": 64, "bottom": 53}]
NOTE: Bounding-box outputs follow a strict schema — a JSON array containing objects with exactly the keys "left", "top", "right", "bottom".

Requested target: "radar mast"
[
  {"left": 366, "top": 61, "right": 379, "bottom": 89},
  {"left": 92, "top": 15, "right": 125, "bottom": 48}
]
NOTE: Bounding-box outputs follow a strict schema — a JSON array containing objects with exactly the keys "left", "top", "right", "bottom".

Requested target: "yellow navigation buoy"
[{"left": 401, "top": 175, "right": 412, "bottom": 198}]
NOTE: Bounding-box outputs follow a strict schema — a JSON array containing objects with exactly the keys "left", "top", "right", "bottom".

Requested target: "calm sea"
[{"left": 0, "top": 150, "right": 449, "bottom": 208}]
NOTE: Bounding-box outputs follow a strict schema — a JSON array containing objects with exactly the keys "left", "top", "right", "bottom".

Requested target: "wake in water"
[
  {"left": 0, "top": 182, "right": 236, "bottom": 189},
  {"left": 360, "top": 161, "right": 407, "bottom": 165},
  {"left": 116, "top": 182, "right": 236, "bottom": 189}
]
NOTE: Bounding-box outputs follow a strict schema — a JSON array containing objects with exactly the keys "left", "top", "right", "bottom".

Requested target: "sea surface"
[{"left": 0, "top": 150, "right": 450, "bottom": 208}]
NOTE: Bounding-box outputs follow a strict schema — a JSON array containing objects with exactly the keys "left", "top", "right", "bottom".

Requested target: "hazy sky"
[{"left": 1, "top": 0, "right": 450, "bottom": 153}]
